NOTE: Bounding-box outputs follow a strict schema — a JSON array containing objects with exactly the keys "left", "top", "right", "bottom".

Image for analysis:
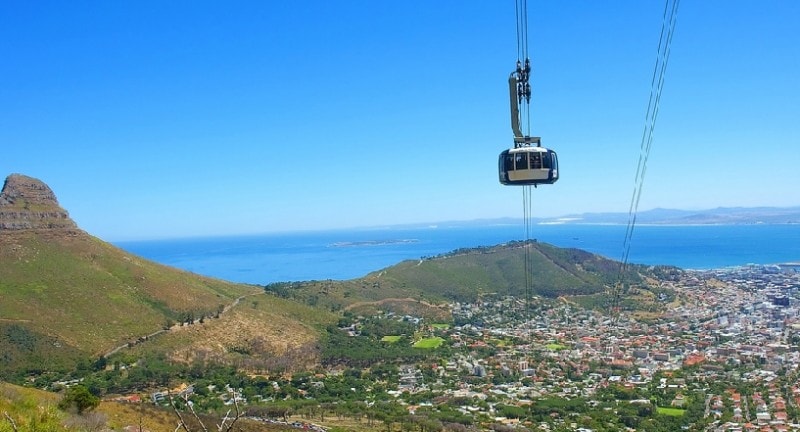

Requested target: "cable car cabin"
[{"left": 498, "top": 146, "right": 559, "bottom": 186}]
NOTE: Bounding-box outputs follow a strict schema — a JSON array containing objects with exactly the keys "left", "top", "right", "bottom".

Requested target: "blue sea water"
[{"left": 114, "top": 224, "right": 800, "bottom": 285}]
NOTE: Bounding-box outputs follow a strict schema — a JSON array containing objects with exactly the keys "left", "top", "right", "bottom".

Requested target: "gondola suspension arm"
[{"left": 509, "top": 60, "right": 539, "bottom": 148}]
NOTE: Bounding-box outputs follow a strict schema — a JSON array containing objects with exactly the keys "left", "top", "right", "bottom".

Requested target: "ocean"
[{"left": 114, "top": 224, "right": 800, "bottom": 285}]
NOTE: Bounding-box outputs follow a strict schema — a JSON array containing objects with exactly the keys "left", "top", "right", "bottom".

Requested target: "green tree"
[{"left": 58, "top": 385, "right": 100, "bottom": 414}]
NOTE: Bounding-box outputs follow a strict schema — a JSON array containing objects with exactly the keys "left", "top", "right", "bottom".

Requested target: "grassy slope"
[
  {"left": 0, "top": 226, "right": 342, "bottom": 380},
  {"left": 0, "top": 382, "right": 63, "bottom": 431},
  {"left": 279, "top": 241, "right": 642, "bottom": 310},
  {"left": 124, "top": 294, "right": 335, "bottom": 372},
  {"left": 100, "top": 400, "right": 297, "bottom": 432},
  {"left": 0, "top": 230, "right": 260, "bottom": 357}
]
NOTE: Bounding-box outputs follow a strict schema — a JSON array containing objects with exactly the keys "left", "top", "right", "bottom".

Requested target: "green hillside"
[
  {"left": 266, "top": 240, "right": 648, "bottom": 312},
  {"left": 378, "top": 241, "right": 634, "bottom": 301},
  {"left": 0, "top": 174, "right": 269, "bottom": 380},
  {"left": 0, "top": 230, "right": 261, "bottom": 379}
]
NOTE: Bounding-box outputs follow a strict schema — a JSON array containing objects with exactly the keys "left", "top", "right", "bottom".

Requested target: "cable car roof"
[{"left": 505, "top": 146, "right": 551, "bottom": 154}]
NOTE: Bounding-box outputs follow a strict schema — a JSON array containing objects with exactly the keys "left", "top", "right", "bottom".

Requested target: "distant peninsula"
[{"left": 330, "top": 239, "right": 419, "bottom": 247}]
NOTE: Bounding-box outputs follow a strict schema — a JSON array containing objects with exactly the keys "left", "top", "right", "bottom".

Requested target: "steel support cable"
[
  {"left": 522, "top": 185, "right": 534, "bottom": 319},
  {"left": 613, "top": 0, "right": 680, "bottom": 314},
  {"left": 522, "top": 0, "right": 531, "bottom": 137},
  {"left": 522, "top": 0, "right": 529, "bottom": 60},
  {"left": 515, "top": 0, "right": 528, "bottom": 61},
  {"left": 515, "top": 0, "right": 522, "bottom": 61},
  {"left": 515, "top": 0, "right": 535, "bottom": 319}
]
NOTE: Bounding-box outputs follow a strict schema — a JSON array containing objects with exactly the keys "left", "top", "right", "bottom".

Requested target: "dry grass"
[
  {"left": 169, "top": 298, "right": 318, "bottom": 360},
  {"left": 100, "top": 400, "right": 300, "bottom": 432},
  {"left": 122, "top": 294, "right": 335, "bottom": 372},
  {"left": 99, "top": 400, "right": 176, "bottom": 432},
  {"left": 288, "top": 414, "right": 382, "bottom": 432},
  {"left": 0, "top": 382, "right": 63, "bottom": 431}
]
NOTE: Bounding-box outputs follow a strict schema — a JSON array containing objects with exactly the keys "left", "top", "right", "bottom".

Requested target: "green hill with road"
[
  {"left": 265, "top": 240, "right": 669, "bottom": 317},
  {"left": 0, "top": 174, "right": 264, "bottom": 380}
]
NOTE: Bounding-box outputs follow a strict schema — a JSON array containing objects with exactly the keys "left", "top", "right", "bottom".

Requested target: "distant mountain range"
[
  {"left": 542, "top": 207, "right": 800, "bottom": 225},
  {"left": 384, "top": 207, "right": 800, "bottom": 229}
]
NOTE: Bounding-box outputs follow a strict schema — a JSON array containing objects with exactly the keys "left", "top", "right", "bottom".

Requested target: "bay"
[{"left": 114, "top": 224, "right": 800, "bottom": 285}]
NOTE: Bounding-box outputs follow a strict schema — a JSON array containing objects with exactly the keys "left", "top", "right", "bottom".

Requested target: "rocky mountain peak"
[{"left": 0, "top": 174, "right": 78, "bottom": 231}]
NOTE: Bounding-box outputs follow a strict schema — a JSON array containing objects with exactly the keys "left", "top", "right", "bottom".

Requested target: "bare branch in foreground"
[
  {"left": 3, "top": 411, "right": 19, "bottom": 432},
  {"left": 169, "top": 388, "right": 240, "bottom": 432},
  {"left": 216, "top": 392, "right": 240, "bottom": 432}
]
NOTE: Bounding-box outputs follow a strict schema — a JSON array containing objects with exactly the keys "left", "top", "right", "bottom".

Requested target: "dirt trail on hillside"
[{"left": 103, "top": 292, "right": 264, "bottom": 358}]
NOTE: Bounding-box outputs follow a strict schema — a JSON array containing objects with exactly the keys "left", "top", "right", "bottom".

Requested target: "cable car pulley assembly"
[{"left": 498, "top": 3, "right": 559, "bottom": 187}]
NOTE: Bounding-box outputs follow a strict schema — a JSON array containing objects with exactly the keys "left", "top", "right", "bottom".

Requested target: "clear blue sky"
[{"left": 2, "top": 1, "right": 798, "bottom": 241}]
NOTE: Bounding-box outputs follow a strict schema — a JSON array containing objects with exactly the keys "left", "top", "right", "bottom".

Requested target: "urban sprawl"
[{"left": 140, "top": 265, "right": 800, "bottom": 432}]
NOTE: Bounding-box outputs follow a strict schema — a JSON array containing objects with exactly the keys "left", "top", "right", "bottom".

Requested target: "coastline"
[{"left": 114, "top": 224, "right": 800, "bottom": 285}]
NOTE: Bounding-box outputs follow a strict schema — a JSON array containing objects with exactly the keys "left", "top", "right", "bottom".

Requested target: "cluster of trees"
[
  {"left": 648, "top": 265, "right": 684, "bottom": 281},
  {"left": 322, "top": 313, "right": 450, "bottom": 367},
  {"left": 59, "top": 353, "right": 186, "bottom": 395},
  {"left": 262, "top": 281, "right": 295, "bottom": 298},
  {"left": 262, "top": 281, "right": 343, "bottom": 310},
  {"left": 57, "top": 385, "right": 99, "bottom": 414},
  {"left": 424, "top": 244, "right": 497, "bottom": 261},
  {"left": 321, "top": 324, "right": 436, "bottom": 367},
  {"left": 164, "top": 305, "right": 226, "bottom": 329}
]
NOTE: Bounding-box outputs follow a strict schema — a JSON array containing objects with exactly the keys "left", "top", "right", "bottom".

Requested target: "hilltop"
[
  {"left": 0, "top": 174, "right": 79, "bottom": 231},
  {"left": 266, "top": 240, "right": 668, "bottom": 318},
  {"left": 0, "top": 174, "right": 325, "bottom": 380}
]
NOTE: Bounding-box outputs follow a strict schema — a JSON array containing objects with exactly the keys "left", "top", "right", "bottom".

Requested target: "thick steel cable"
[
  {"left": 515, "top": 0, "right": 522, "bottom": 62},
  {"left": 522, "top": 185, "right": 533, "bottom": 319},
  {"left": 521, "top": 0, "right": 529, "bottom": 60},
  {"left": 521, "top": 0, "right": 531, "bottom": 137},
  {"left": 613, "top": 0, "right": 680, "bottom": 313},
  {"left": 515, "top": 0, "right": 535, "bottom": 319}
]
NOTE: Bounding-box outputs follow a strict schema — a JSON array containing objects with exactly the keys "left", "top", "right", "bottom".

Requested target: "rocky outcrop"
[{"left": 0, "top": 174, "right": 78, "bottom": 230}]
